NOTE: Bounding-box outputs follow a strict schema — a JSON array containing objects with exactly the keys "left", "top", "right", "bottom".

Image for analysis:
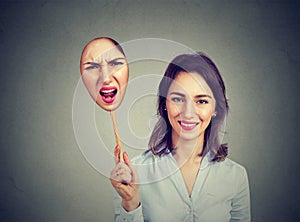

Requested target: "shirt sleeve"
[
  {"left": 113, "top": 189, "right": 144, "bottom": 222},
  {"left": 230, "top": 167, "right": 251, "bottom": 222}
]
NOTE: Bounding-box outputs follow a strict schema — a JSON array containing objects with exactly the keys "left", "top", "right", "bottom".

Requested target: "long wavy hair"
[{"left": 148, "top": 52, "right": 229, "bottom": 162}]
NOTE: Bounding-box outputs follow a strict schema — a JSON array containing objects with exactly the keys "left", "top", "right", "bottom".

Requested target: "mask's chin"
[{"left": 96, "top": 93, "right": 122, "bottom": 111}]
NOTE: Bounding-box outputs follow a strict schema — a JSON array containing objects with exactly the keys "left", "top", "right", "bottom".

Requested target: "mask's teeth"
[
  {"left": 100, "top": 89, "right": 117, "bottom": 98},
  {"left": 101, "top": 89, "right": 115, "bottom": 94}
]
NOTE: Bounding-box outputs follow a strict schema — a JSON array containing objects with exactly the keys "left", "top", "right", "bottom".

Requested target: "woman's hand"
[{"left": 110, "top": 146, "right": 140, "bottom": 212}]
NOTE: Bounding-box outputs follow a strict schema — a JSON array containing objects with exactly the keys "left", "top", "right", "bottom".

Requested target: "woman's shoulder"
[
  {"left": 131, "top": 150, "right": 152, "bottom": 164},
  {"left": 214, "top": 157, "right": 248, "bottom": 177},
  {"left": 209, "top": 157, "right": 249, "bottom": 191},
  {"left": 130, "top": 150, "right": 176, "bottom": 183},
  {"left": 222, "top": 157, "right": 246, "bottom": 168}
]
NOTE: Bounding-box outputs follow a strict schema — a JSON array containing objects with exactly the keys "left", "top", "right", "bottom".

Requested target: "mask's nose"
[{"left": 102, "top": 65, "right": 112, "bottom": 84}]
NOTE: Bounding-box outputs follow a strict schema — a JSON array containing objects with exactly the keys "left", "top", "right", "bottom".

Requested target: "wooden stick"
[{"left": 110, "top": 111, "right": 123, "bottom": 161}]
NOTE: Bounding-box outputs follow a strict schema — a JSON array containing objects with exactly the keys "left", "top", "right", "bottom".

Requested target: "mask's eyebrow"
[
  {"left": 83, "top": 57, "right": 126, "bottom": 65},
  {"left": 83, "top": 62, "right": 99, "bottom": 65},
  {"left": 109, "top": 57, "right": 126, "bottom": 60},
  {"left": 106, "top": 57, "right": 126, "bottom": 63}
]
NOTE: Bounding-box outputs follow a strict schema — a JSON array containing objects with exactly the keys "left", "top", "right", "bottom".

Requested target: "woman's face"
[
  {"left": 80, "top": 38, "right": 129, "bottom": 111},
  {"left": 166, "top": 72, "right": 216, "bottom": 143}
]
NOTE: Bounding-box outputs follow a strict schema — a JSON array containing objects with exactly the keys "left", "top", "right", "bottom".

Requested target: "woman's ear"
[{"left": 163, "top": 104, "right": 167, "bottom": 111}]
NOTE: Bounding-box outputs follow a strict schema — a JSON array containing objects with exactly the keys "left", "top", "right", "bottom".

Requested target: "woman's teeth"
[{"left": 179, "top": 121, "right": 198, "bottom": 127}]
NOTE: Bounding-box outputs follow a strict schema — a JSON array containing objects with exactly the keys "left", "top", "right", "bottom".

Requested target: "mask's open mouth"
[{"left": 99, "top": 87, "right": 117, "bottom": 103}]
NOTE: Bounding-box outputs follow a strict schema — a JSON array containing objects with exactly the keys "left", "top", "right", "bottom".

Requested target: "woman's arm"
[
  {"left": 113, "top": 189, "right": 144, "bottom": 222},
  {"left": 111, "top": 146, "right": 144, "bottom": 221},
  {"left": 230, "top": 167, "right": 251, "bottom": 222}
]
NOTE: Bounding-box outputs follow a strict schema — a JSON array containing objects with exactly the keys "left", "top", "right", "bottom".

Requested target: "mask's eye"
[
  {"left": 109, "top": 60, "right": 124, "bottom": 66},
  {"left": 84, "top": 63, "right": 100, "bottom": 70}
]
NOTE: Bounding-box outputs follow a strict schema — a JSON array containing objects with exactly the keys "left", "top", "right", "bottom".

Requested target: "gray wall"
[{"left": 0, "top": 0, "right": 299, "bottom": 221}]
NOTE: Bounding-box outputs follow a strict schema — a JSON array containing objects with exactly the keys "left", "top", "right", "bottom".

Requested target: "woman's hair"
[{"left": 148, "top": 52, "right": 229, "bottom": 162}]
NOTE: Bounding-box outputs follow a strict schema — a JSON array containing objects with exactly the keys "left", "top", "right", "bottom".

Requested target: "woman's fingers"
[
  {"left": 111, "top": 161, "right": 132, "bottom": 183},
  {"left": 111, "top": 152, "right": 139, "bottom": 187},
  {"left": 114, "top": 169, "right": 131, "bottom": 183},
  {"left": 123, "top": 152, "right": 139, "bottom": 184},
  {"left": 110, "top": 152, "right": 140, "bottom": 205},
  {"left": 123, "top": 152, "right": 130, "bottom": 164},
  {"left": 114, "top": 183, "right": 138, "bottom": 201}
]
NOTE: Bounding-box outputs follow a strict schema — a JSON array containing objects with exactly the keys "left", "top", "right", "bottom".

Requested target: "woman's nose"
[{"left": 182, "top": 100, "right": 196, "bottom": 119}]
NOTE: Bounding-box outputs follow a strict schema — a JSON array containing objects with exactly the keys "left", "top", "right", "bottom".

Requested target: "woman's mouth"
[
  {"left": 178, "top": 120, "right": 199, "bottom": 130},
  {"left": 99, "top": 86, "right": 117, "bottom": 104}
]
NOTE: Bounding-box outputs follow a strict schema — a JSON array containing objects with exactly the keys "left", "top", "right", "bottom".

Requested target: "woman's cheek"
[
  {"left": 169, "top": 105, "right": 182, "bottom": 117},
  {"left": 197, "top": 108, "right": 213, "bottom": 121}
]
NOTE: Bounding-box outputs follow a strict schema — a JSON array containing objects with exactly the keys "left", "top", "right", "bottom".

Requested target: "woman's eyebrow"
[
  {"left": 195, "top": 94, "right": 212, "bottom": 99},
  {"left": 169, "top": 92, "right": 212, "bottom": 99},
  {"left": 169, "top": 92, "right": 185, "bottom": 97}
]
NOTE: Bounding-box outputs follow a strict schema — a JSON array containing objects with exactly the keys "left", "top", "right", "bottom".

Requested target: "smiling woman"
[
  {"left": 150, "top": 53, "right": 229, "bottom": 161},
  {"left": 110, "top": 52, "right": 251, "bottom": 221},
  {"left": 166, "top": 72, "right": 217, "bottom": 149}
]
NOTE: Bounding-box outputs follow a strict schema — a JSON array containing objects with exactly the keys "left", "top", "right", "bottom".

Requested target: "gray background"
[{"left": 1, "top": 0, "right": 299, "bottom": 221}]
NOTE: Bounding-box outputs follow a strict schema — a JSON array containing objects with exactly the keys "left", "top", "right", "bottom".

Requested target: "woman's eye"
[
  {"left": 171, "top": 97, "right": 184, "bottom": 103},
  {"left": 197, "top": 99, "right": 208, "bottom": 104}
]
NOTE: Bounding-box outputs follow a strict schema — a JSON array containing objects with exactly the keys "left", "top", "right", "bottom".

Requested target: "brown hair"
[{"left": 148, "top": 52, "right": 229, "bottom": 162}]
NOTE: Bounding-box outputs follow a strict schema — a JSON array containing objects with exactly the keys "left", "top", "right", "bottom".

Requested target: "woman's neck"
[{"left": 172, "top": 134, "right": 204, "bottom": 166}]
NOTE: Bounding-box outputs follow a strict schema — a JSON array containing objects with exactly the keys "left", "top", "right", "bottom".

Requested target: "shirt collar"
[
  {"left": 200, "top": 151, "right": 212, "bottom": 170},
  {"left": 167, "top": 150, "right": 213, "bottom": 170}
]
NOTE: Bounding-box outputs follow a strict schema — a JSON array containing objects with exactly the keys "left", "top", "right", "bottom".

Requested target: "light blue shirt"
[{"left": 113, "top": 151, "right": 251, "bottom": 222}]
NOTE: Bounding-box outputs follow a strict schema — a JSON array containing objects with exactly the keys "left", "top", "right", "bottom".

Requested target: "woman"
[{"left": 110, "top": 52, "right": 251, "bottom": 221}]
